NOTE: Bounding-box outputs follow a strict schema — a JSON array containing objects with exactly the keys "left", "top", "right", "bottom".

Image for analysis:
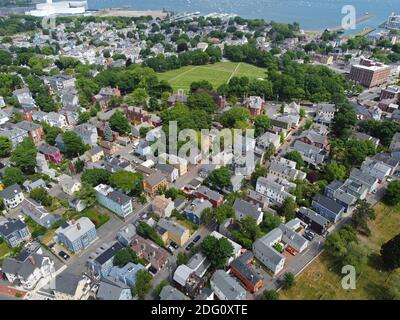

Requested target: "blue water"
[{"left": 88, "top": 0, "right": 399, "bottom": 31}]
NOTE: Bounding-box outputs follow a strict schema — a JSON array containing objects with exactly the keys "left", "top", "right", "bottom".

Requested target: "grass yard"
[
  {"left": 80, "top": 207, "right": 110, "bottom": 229},
  {"left": 0, "top": 242, "right": 11, "bottom": 260},
  {"left": 157, "top": 62, "right": 267, "bottom": 92},
  {"left": 280, "top": 202, "right": 400, "bottom": 300}
]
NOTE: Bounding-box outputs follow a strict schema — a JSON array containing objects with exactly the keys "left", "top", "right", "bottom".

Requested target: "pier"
[{"left": 327, "top": 14, "right": 373, "bottom": 33}]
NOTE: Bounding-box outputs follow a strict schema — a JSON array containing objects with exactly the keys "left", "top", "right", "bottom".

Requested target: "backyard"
[
  {"left": 157, "top": 61, "right": 267, "bottom": 92},
  {"left": 280, "top": 202, "right": 400, "bottom": 300},
  {"left": 79, "top": 207, "right": 110, "bottom": 229}
]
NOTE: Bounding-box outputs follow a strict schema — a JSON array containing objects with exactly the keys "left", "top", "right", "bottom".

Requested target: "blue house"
[
  {"left": 183, "top": 199, "right": 213, "bottom": 225},
  {"left": 108, "top": 262, "right": 145, "bottom": 288},
  {"left": 88, "top": 242, "right": 123, "bottom": 278},
  {"left": 94, "top": 184, "right": 133, "bottom": 218},
  {"left": 55, "top": 217, "right": 97, "bottom": 253},
  {"left": 312, "top": 193, "right": 345, "bottom": 223},
  {"left": 0, "top": 218, "right": 31, "bottom": 248}
]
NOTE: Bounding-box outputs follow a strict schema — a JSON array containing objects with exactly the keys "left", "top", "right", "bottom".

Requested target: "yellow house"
[
  {"left": 86, "top": 145, "right": 104, "bottom": 162},
  {"left": 156, "top": 218, "right": 190, "bottom": 247},
  {"left": 143, "top": 171, "right": 168, "bottom": 197},
  {"left": 159, "top": 153, "right": 188, "bottom": 176}
]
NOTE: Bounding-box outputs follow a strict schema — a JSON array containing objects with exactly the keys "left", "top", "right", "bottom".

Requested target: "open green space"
[
  {"left": 157, "top": 62, "right": 267, "bottom": 92},
  {"left": 280, "top": 202, "right": 400, "bottom": 300},
  {"left": 80, "top": 207, "right": 110, "bottom": 229}
]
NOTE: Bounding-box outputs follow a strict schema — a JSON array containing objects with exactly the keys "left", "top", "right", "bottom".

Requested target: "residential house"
[
  {"left": 14, "top": 121, "right": 44, "bottom": 144},
  {"left": 159, "top": 153, "right": 188, "bottom": 175},
  {"left": 183, "top": 198, "right": 213, "bottom": 225},
  {"left": 88, "top": 242, "right": 124, "bottom": 278},
  {"left": 348, "top": 167, "right": 379, "bottom": 193},
  {"left": 230, "top": 251, "right": 264, "bottom": 293},
  {"left": 21, "top": 199, "right": 57, "bottom": 229},
  {"left": 117, "top": 223, "right": 136, "bottom": 247},
  {"left": 155, "top": 163, "right": 178, "bottom": 182},
  {"left": 151, "top": 195, "right": 174, "bottom": 217},
  {"left": 315, "top": 103, "right": 336, "bottom": 125},
  {"left": 73, "top": 123, "right": 98, "bottom": 146},
  {"left": 38, "top": 143, "right": 63, "bottom": 165},
  {"left": 22, "top": 178, "right": 46, "bottom": 193},
  {"left": 92, "top": 87, "right": 121, "bottom": 109},
  {"left": 360, "top": 158, "right": 392, "bottom": 182},
  {"left": 0, "top": 184, "right": 25, "bottom": 209},
  {"left": 233, "top": 198, "right": 263, "bottom": 225},
  {"left": 96, "top": 277, "right": 132, "bottom": 300},
  {"left": 125, "top": 106, "right": 161, "bottom": 126},
  {"left": 155, "top": 218, "right": 190, "bottom": 247},
  {"left": 297, "top": 130, "right": 328, "bottom": 149},
  {"left": 210, "top": 270, "right": 247, "bottom": 300},
  {"left": 0, "top": 218, "right": 31, "bottom": 248},
  {"left": 159, "top": 285, "right": 189, "bottom": 300},
  {"left": 45, "top": 74, "right": 76, "bottom": 93},
  {"left": 0, "top": 126, "right": 29, "bottom": 149},
  {"left": 279, "top": 219, "right": 309, "bottom": 253},
  {"left": 13, "top": 88, "right": 36, "bottom": 109},
  {"left": 143, "top": 171, "right": 168, "bottom": 197},
  {"left": 59, "top": 174, "right": 81, "bottom": 196},
  {"left": 33, "top": 111, "right": 68, "bottom": 129},
  {"left": 256, "top": 131, "right": 281, "bottom": 149},
  {"left": 104, "top": 155, "right": 133, "bottom": 173},
  {"left": 136, "top": 140, "right": 152, "bottom": 157},
  {"left": 256, "top": 177, "right": 295, "bottom": 206},
  {"left": 351, "top": 132, "right": 380, "bottom": 148},
  {"left": 0, "top": 110, "right": 10, "bottom": 125},
  {"left": 55, "top": 217, "right": 97, "bottom": 253},
  {"left": 246, "top": 189, "right": 269, "bottom": 210},
  {"left": 108, "top": 262, "right": 145, "bottom": 288},
  {"left": 94, "top": 184, "right": 133, "bottom": 218},
  {"left": 244, "top": 96, "right": 264, "bottom": 117},
  {"left": 297, "top": 207, "right": 329, "bottom": 235},
  {"left": 293, "top": 140, "right": 326, "bottom": 167},
  {"left": 312, "top": 193, "right": 345, "bottom": 223},
  {"left": 86, "top": 145, "right": 104, "bottom": 163},
  {"left": 269, "top": 158, "right": 307, "bottom": 181},
  {"left": 52, "top": 273, "right": 92, "bottom": 300},
  {"left": 130, "top": 234, "right": 168, "bottom": 271},
  {"left": 2, "top": 250, "right": 55, "bottom": 290},
  {"left": 193, "top": 186, "right": 224, "bottom": 208}
]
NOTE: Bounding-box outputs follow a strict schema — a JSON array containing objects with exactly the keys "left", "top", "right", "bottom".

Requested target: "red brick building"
[{"left": 348, "top": 57, "right": 391, "bottom": 88}]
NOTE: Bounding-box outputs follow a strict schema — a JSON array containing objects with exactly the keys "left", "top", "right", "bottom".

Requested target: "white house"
[{"left": 256, "top": 177, "right": 295, "bottom": 206}]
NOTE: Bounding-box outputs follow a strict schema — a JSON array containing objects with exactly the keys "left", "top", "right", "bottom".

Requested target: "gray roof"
[
  {"left": 0, "top": 184, "right": 22, "bottom": 200},
  {"left": 145, "top": 171, "right": 167, "bottom": 187},
  {"left": 184, "top": 199, "right": 213, "bottom": 218},
  {"left": 55, "top": 217, "right": 95, "bottom": 243},
  {"left": 54, "top": 272, "right": 82, "bottom": 295},
  {"left": 15, "top": 121, "right": 41, "bottom": 132},
  {"left": 298, "top": 207, "right": 329, "bottom": 227},
  {"left": 38, "top": 143, "right": 59, "bottom": 156},
  {"left": 233, "top": 198, "right": 262, "bottom": 221},
  {"left": 349, "top": 168, "right": 378, "bottom": 187},
  {"left": 155, "top": 163, "right": 176, "bottom": 174},
  {"left": 97, "top": 277, "right": 130, "bottom": 300},
  {"left": 89, "top": 145, "right": 103, "bottom": 156},
  {"left": 107, "top": 190, "right": 131, "bottom": 205},
  {"left": 211, "top": 270, "right": 246, "bottom": 300},
  {"left": 159, "top": 285, "right": 188, "bottom": 300},
  {"left": 156, "top": 218, "right": 187, "bottom": 238},
  {"left": 2, "top": 252, "right": 45, "bottom": 280},
  {"left": 195, "top": 186, "right": 223, "bottom": 202},
  {"left": 0, "top": 218, "right": 27, "bottom": 237},
  {"left": 312, "top": 193, "right": 344, "bottom": 214},
  {"left": 230, "top": 252, "right": 262, "bottom": 286}
]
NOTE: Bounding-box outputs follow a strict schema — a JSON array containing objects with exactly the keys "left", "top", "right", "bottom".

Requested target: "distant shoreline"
[{"left": 92, "top": 9, "right": 169, "bottom": 19}]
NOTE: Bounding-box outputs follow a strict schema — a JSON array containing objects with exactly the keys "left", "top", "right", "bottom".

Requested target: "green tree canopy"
[
  {"left": 381, "top": 233, "right": 400, "bottom": 271},
  {"left": 2, "top": 167, "right": 26, "bottom": 187},
  {"left": 0, "top": 136, "right": 12, "bottom": 157},
  {"left": 201, "top": 235, "right": 234, "bottom": 269},
  {"left": 109, "top": 171, "right": 143, "bottom": 196},
  {"left": 114, "top": 247, "right": 139, "bottom": 267},
  {"left": 81, "top": 169, "right": 111, "bottom": 186},
  {"left": 109, "top": 110, "right": 130, "bottom": 135},
  {"left": 10, "top": 138, "right": 37, "bottom": 174},
  {"left": 62, "top": 131, "right": 88, "bottom": 158},
  {"left": 384, "top": 181, "right": 400, "bottom": 206}
]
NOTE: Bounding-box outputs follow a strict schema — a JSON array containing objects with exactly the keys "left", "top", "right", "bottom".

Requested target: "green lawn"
[
  {"left": 80, "top": 207, "right": 110, "bottom": 229},
  {"left": 157, "top": 62, "right": 267, "bottom": 92},
  {"left": 0, "top": 242, "right": 11, "bottom": 259},
  {"left": 280, "top": 202, "right": 400, "bottom": 300}
]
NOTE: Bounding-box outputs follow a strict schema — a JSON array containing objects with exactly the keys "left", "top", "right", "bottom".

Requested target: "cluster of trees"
[
  {"left": 329, "top": 138, "right": 376, "bottom": 169},
  {"left": 62, "top": 132, "right": 88, "bottom": 158},
  {"left": 81, "top": 168, "right": 111, "bottom": 187},
  {"left": 231, "top": 216, "right": 263, "bottom": 249},
  {"left": 109, "top": 171, "right": 143, "bottom": 196},
  {"left": 201, "top": 235, "right": 234, "bottom": 269},
  {"left": 331, "top": 102, "right": 358, "bottom": 140},
  {"left": 201, "top": 203, "right": 235, "bottom": 226},
  {"left": 351, "top": 200, "right": 376, "bottom": 236},
  {"left": 136, "top": 221, "right": 164, "bottom": 247},
  {"left": 204, "top": 166, "right": 232, "bottom": 191},
  {"left": 30, "top": 188, "right": 53, "bottom": 207},
  {"left": 358, "top": 119, "right": 400, "bottom": 147},
  {"left": 0, "top": 15, "right": 41, "bottom": 36},
  {"left": 113, "top": 247, "right": 139, "bottom": 267},
  {"left": 383, "top": 180, "right": 400, "bottom": 206},
  {"left": 109, "top": 110, "right": 130, "bottom": 135},
  {"left": 10, "top": 138, "right": 37, "bottom": 174},
  {"left": 324, "top": 225, "right": 367, "bottom": 273}
]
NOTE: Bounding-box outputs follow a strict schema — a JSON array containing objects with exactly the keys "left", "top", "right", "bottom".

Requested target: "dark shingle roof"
[
  {"left": 313, "top": 193, "right": 344, "bottom": 214},
  {"left": 95, "top": 242, "right": 123, "bottom": 265},
  {"left": 54, "top": 272, "right": 82, "bottom": 295}
]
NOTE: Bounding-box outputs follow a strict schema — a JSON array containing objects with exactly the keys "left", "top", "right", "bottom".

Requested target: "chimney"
[
  {"left": 77, "top": 223, "right": 81, "bottom": 230},
  {"left": 29, "top": 255, "right": 35, "bottom": 266}
]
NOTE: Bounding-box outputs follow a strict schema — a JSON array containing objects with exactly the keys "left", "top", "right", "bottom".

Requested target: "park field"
[
  {"left": 157, "top": 62, "right": 267, "bottom": 92},
  {"left": 280, "top": 202, "right": 400, "bottom": 300}
]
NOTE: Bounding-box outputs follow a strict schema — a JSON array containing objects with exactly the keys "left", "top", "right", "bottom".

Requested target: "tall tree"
[
  {"left": 0, "top": 136, "right": 12, "bottom": 158},
  {"left": 10, "top": 138, "right": 37, "bottom": 174},
  {"left": 62, "top": 131, "right": 88, "bottom": 158},
  {"left": 109, "top": 110, "right": 130, "bottom": 135},
  {"left": 201, "top": 235, "right": 234, "bottom": 269},
  {"left": 381, "top": 233, "right": 400, "bottom": 271}
]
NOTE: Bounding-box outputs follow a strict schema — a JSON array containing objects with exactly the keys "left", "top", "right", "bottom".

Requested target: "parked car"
[
  {"left": 58, "top": 251, "right": 70, "bottom": 260},
  {"left": 286, "top": 246, "right": 297, "bottom": 256},
  {"left": 167, "top": 246, "right": 175, "bottom": 254},
  {"left": 185, "top": 242, "right": 194, "bottom": 251},
  {"left": 304, "top": 231, "right": 315, "bottom": 241},
  {"left": 170, "top": 241, "right": 179, "bottom": 249},
  {"left": 193, "top": 235, "right": 201, "bottom": 243}
]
